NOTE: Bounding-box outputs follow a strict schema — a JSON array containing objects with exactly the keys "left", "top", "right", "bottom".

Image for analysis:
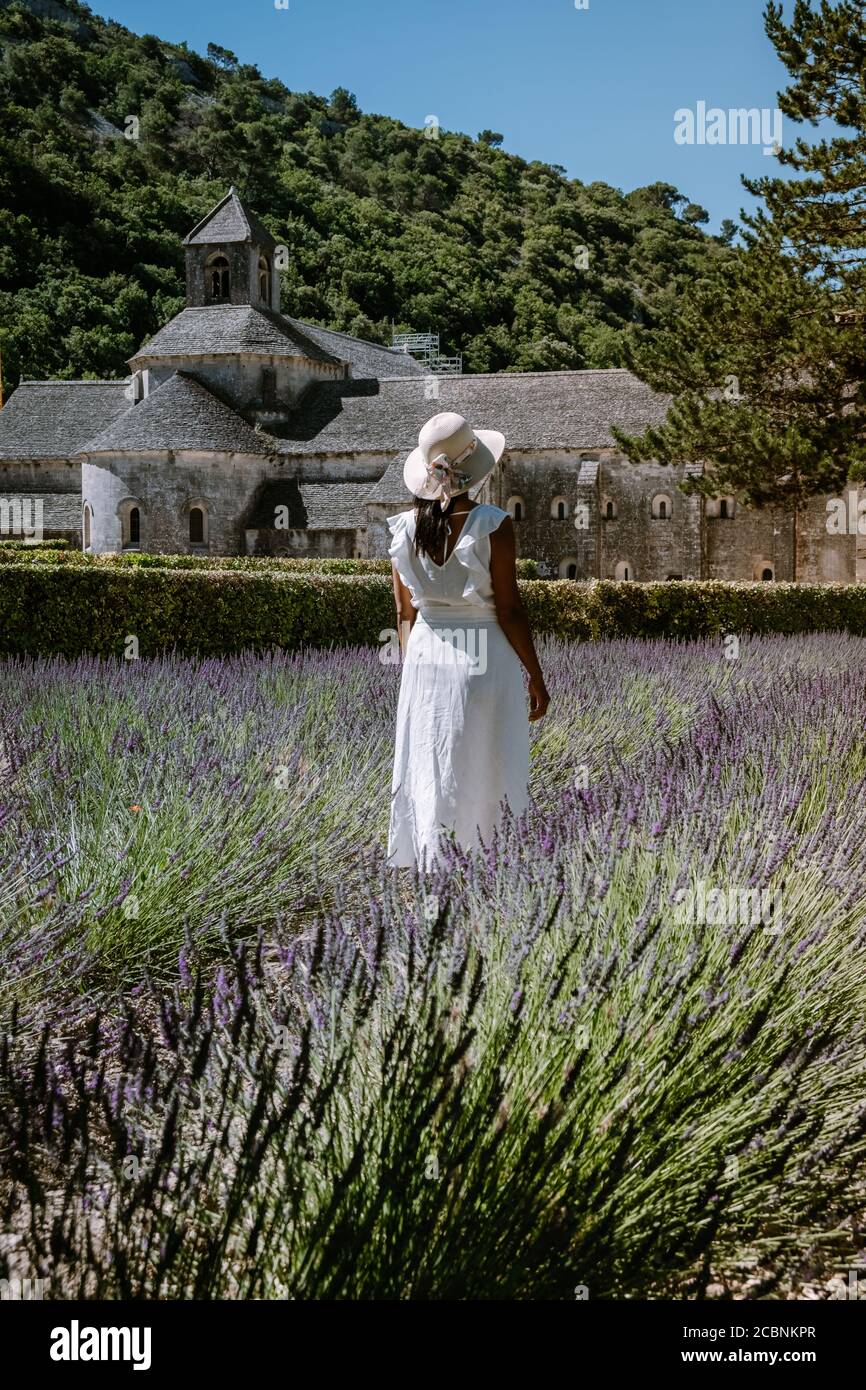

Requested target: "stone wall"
[
  {"left": 703, "top": 501, "right": 790, "bottom": 582},
  {"left": 491, "top": 449, "right": 587, "bottom": 576},
  {"left": 0, "top": 456, "right": 81, "bottom": 493},
  {"left": 291, "top": 450, "right": 386, "bottom": 484},
  {"left": 59, "top": 438, "right": 866, "bottom": 578},
  {"left": 365, "top": 504, "right": 392, "bottom": 561},
  {"left": 82, "top": 450, "right": 287, "bottom": 554},
  {"left": 796, "top": 491, "right": 863, "bottom": 582},
  {"left": 245, "top": 527, "right": 358, "bottom": 558},
  {"left": 596, "top": 456, "right": 701, "bottom": 582},
  {"left": 490, "top": 449, "right": 706, "bottom": 580},
  {"left": 141, "top": 354, "right": 343, "bottom": 416},
  {"left": 483, "top": 447, "right": 861, "bottom": 582},
  {"left": 184, "top": 243, "right": 281, "bottom": 313},
  {"left": 81, "top": 446, "right": 385, "bottom": 555}
]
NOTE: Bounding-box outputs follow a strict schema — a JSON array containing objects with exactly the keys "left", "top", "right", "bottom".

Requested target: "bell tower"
[{"left": 182, "top": 187, "right": 280, "bottom": 313}]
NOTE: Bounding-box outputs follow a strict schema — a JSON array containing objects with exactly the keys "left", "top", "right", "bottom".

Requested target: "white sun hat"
[{"left": 403, "top": 411, "right": 506, "bottom": 503}]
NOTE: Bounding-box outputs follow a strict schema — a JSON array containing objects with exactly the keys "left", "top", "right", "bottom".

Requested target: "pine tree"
[
  {"left": 751, "top": 0, "right": 866, "bottom": 294},
  {"left": 615, "top": 0, "right": 866, "bottom": 507}
]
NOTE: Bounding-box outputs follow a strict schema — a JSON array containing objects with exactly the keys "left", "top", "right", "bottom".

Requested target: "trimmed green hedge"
[
  {"left": 0, "top": 568, "right": 394, "bottom": 658},
  {"left": 0, "top": 548, "right": 540, "bottom": 580},
  {"left": 1, "top": 570, "right": 865, "bottom": 657},
  {"left": 576, "top": 579, "right": 866, "bottom": 640},
  {"left": 0, "top": 537, "right": 69, "bottom": 550}
]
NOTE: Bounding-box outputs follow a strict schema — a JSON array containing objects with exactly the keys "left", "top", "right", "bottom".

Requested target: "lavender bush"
[{"left": 2, "top": 633, "right": 866, "bottom": 1298}]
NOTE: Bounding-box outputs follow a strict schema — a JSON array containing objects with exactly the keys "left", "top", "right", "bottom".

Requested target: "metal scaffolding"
[{"left": 391, "top": 330, "right": 463, "bottom": 375}]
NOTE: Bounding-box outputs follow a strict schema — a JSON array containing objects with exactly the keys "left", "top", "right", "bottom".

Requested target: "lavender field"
[{"left": 2, "top": 633, "right": 866, "bottom": 1299}]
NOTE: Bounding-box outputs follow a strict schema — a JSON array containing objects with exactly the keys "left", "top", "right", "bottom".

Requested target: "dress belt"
[{"left": 416, "top": 606, "right": 500, "bottom": 623}]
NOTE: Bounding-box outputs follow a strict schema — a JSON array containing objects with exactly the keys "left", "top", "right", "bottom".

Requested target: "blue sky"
[{"left": 87, "top": 0, "right": 808, "bottom": 233}]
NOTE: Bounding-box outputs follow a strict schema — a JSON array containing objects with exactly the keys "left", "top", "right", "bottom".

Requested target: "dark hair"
[{"left": 413, "top": 495, "right": 458, "bottom": 560}]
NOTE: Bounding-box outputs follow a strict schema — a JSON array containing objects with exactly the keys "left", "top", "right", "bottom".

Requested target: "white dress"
[{"left": 386, "top": 503, "right": 530, "bottom": 869}]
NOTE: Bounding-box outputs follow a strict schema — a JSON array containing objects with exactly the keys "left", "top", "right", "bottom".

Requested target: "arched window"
[
  {"left": 189, "top": 507, "right": 205, "bottom": 545},
  {"left": 720, "top": 498, "right": 729, "bottom": 519},
  {"left": 208, "top": 254, "right": 230, "bottom": 300},
  {"left": 506, "top": 495, "right": 525, "bottom": 522},
  {"left": 120, "top": 499, "right": 143, "bottom": 551},
  {"left": 83, "top": 504, "right": 92, "bottom": 551},
  {"left": 707, "top": 496, "right": 736, "bottom": 519},
  {"left": 558, "top": 557, "right": 579, "bottom": 580},
  {"left": 761, "top": 567, "right": 774, "bottom": 582},
  {"left": 651, "top": 493, "right": 672, "bottom": 520},
  {"left": 258, "top": 256, "right": 271, "bottom": 304},
  {"left": 551, "top": 495, "right": 568, "bottom": 520},
  {"left": 614, "top": 560, "right": 632, "bottom": 582},
  {"left": 603, "top": 497, "right": 617, "bottom": 520}
]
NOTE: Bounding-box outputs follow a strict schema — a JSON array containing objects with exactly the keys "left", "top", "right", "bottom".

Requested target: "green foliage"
[
  {"left": 574, "top": 578, "right": 866, "bottom": 640},
  {"left": 0, "top": 548, "right": 539, "bottom": 576},
  {"left": 3, "top": 633, "right": 866, "bottom": 1296},
  {"left": 525, "top": 579, "right": 866, "bottom": 642},
  {"left": 0, "top": 567, "right": 393, "bottom": 658},
  {"left": 0, "top": 2, "right": 726, "bottom": 389},
  {"left": 617, "top": 1, "right": 866, "bottom": 504},
  {"left": 752, "top": 0, "right": 866, "bottom": 295},
  {"left": 1, "top": 566, "right": 865, "bottom": 658},
  {"left": 0, "top": 536, "right": 68, "bottom": 549}
]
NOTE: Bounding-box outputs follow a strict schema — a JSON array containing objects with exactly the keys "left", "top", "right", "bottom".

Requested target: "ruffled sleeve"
[
  {"left": 386, "top": 510, "right": 420, "bottom": 607},
  {"left": 452, "top": 505, "right": 510, "bottom": 603}
]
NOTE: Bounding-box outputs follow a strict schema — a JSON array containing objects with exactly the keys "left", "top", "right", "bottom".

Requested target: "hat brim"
[{"left": 403, "top": 428, "right": 506, "bottom": 501}]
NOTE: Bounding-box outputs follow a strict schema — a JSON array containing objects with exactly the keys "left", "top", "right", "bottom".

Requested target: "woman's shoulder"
[
  {"left": 386, "top": 508, "right": 415, "bottom": 535},
  {"left": 470, "top": 503, "right": 511, "bottom": 533}
]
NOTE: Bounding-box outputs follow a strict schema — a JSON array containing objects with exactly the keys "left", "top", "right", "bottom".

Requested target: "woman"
[{"left": 386, "top": 411, "right": 550, "bottom": 870}]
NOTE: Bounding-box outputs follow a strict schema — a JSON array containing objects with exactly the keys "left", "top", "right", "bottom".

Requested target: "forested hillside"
[{"left": 0, "top": 0, "right": 732, "bottom": 390}]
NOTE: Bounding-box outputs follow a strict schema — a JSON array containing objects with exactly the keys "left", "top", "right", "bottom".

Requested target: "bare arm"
[
  {"left": 489, "top": 517, "right": 550, "bottom": 722},
  {"left": 391, "top": 561, "right": 417, "bottom": 655}
]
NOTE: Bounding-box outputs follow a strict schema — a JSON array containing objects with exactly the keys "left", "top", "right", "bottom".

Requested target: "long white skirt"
[{"left": 387, "top": 612, "right": 530, "bottom": 869}]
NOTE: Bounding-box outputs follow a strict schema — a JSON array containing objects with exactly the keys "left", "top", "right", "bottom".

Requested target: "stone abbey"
[{"left": 0, "top": 188, "right": 862, "bottom": 582}]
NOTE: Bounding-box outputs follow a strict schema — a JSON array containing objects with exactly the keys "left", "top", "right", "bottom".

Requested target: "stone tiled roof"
[
  {"left": 76, "top": 372, "right": 277, "bottom": 457},
  {"left": 0, "top": 380, "right": 133, "bottom": 460},
  {"left": 183, "top": 188, "right": 276, "bottom": 249},
  {"left": 277, "top": 370, "right": 673, "bottom": 460},
  {"left": 364, "top": 456, "right": 411, "bottom": 505},
  {"left": 298, "top": 482, "right": 371, "bottom": 529},
  {"left": 0, "top": 492, "right": 81, "bottom": 533},
  {"left": 34, "top": 492, "right": 81, "bottom": 530},
  {"left": 130, "top": 306, "right": 339, "bottom": 364},
  {"left": 244, "top": 479, "right": 369, "bottom": 531},
  {"left": 281, "top": 318, "right": 426, "bottom": 380}
]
